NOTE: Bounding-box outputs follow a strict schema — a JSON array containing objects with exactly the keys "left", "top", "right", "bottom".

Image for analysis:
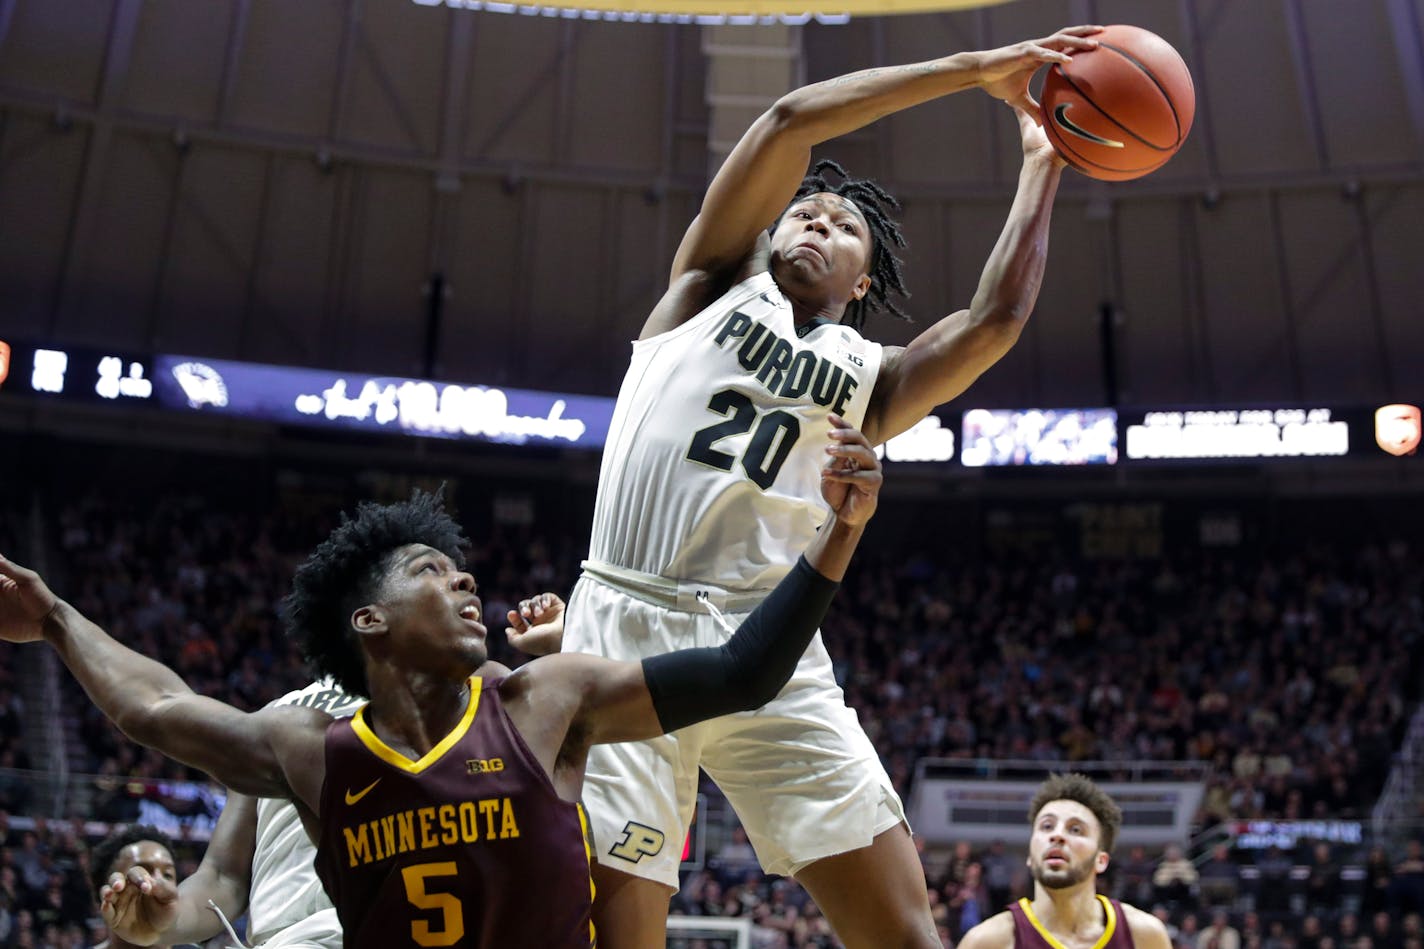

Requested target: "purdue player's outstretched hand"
[
  {"left": 820, "top": 414, "right": 882, "bottom": 527},
  {"left": 506, "top": 591, "right": 566, "bottom": 656},
  {"left": 0, "top": 554, "right": 58, "bottom": 643},
  {"left": 101, "top": 863, "right": 180, "bottom": 946}
]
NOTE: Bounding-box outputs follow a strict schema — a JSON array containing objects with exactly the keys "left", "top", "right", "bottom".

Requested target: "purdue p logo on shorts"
[{"left": 608, "top": 821, "right": 665, "bottom": 863}]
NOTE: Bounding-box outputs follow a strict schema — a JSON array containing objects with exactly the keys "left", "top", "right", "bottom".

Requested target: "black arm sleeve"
[{"left": 640, "top": 556, "right": 839, "bottom": 734}]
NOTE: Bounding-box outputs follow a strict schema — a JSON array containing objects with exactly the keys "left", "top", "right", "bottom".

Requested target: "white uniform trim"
[{"left": 246, "top": 680, "right": 361, "bottom": 948}]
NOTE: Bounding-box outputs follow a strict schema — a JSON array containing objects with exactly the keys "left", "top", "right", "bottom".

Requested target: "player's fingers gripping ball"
[{"left": 1039, "top": 24, "right": 1195, "bottom": 180}]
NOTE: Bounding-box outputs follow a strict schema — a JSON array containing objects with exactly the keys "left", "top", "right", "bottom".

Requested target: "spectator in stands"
[
  {"left": 1394, "top": 841, "right": 1424, "bottom": 914},
  {"left": 1371, "top": 911, "right": 1400, "bottom": 949},
  {"left": 1198, "top": 844, "right": 1240, "bottom": 909},
  {"left": 1155, "top": 843, "right": 1199, "bottom": 909},
  {"left": 1365, "top": 847, "right": 1397, "bottom": 917},
  {"left": 1119, "top": 845, "right": 1157, "bottom": 906},
  {"left": 979, "top": 840, "right": 1015, "bottom": 910},
  {"left": 1304, "top": 844, "right": 1342, "bottom": 913},
  {"left": 1338, "top": 914, "right": 1362, "bottom": 945},
  {"left": 715, "top": 826, "right": 759, "bottom": 887},
  {"left": 1177, "top": 914, "right": 1205, "bottom": 949},
  {"left": 1200, "top": 911, "right": 1242, "bottom": 949},
  {"left": 1300, "top": 916, "right": 1325, "bottom": 949},
  {"left": 945, "top": 862, "right": 989, "bottom": 941},
  {"left": 1254, "top": 846, "right": 1293, "bottom": 916}
]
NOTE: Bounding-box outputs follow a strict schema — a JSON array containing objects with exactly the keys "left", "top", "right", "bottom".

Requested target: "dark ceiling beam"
[
  {"left": 1384, "top": 0, "right": 1424, "bottom": 159},
  {"left": 51, "top": 0, "right": 146, "bottom": 334},
  {"left": 1280, "top": 0, "right": 1330, "bottom": 171}
]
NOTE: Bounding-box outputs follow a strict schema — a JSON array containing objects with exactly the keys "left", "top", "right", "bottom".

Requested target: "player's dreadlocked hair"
[
  {"left": 784, "top": 159, "right": 911, "bottom": 331},
  {"left": 284, "top": 490, "right": 468, "bottom": 699},
  {"left": 1028, "top": 772, "right": 1124, "bottom": 855},
  {"left": 90, "top": 825, "right": 177, "bottom": 895}
]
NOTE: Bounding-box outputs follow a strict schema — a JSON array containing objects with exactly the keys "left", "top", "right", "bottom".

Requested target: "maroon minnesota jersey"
[
  {"left": 316, "top": 675, "right": 596, "bottom": 948},
  {"left": 1010, "top": 896, "right": 1137, "bottom": 949}
]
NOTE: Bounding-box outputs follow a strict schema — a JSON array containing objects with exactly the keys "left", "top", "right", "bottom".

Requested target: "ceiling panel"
[
  {"left": 0, "top": 0, "right": 113, "bottom": 103},
  {"left": 0, "top": 117, "right": 87, "bottom": 329},
  {"left": 121, "top": 0, "right": 233, "bottom": 123}
]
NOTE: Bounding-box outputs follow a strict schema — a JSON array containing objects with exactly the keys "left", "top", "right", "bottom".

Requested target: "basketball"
[{"left": 1040, "top": 24, "right": 1195, "bottom": 181}]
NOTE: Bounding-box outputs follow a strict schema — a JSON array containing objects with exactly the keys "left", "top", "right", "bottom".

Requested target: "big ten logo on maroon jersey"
[
  {"left": 607, "top": 821, "right": 665, "bottom": 864},
  {"left": 465, "top": 757, "right": 504, "bottom": 775},
  {"left": 712, "top": 311, "right": 859, "bottom": 415}
]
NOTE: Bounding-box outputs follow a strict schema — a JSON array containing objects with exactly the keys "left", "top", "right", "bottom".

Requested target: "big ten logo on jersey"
[
  {"left": 465, "top": 757, "right": 504, "bottom": 775},
  {"left": 607, "top": 821, "right": 665, "bottom": 864},
  {"left": 712, "top": 311, "right": 859, "bottom": 415}
]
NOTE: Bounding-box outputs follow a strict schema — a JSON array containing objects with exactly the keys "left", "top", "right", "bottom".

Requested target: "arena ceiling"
[{"left": 0, "top": 0, "right": 1422, "bottom": 408}]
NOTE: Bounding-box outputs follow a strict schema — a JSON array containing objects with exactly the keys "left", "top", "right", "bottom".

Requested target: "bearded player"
[{"left": 959, "top": 774, "right": 1171, "bottom": 949}]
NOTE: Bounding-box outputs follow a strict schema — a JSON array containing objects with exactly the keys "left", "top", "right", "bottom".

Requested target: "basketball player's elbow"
[
  {"left": 765, "top": 93, "right": 833, "bottom": 145},
  {"left": 967, "top": 304, "right": 1030, "bottom": 351},
  {"left": 116, "top": 692, "right": 187, "bottom": 749}
]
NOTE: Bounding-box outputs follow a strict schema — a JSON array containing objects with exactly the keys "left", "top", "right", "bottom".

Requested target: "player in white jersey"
[
  {"left": 100, "top": 680, "right": 361, "bottom": 948},
  {"left": 557, "top": 23, "right": 1104, "bottom": 949}
]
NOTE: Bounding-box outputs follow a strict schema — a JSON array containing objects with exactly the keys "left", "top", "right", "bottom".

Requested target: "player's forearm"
[
  {"left": 41, "top": 602, "right": 284, "bottom": 795},
  {"left": 163, "top": 871, "right": 248, "bottom": 944},
  {"left": 802, "top": 515, "right": 866, "bottom": 584},
  {"left": 772, "top": 52, "right": 986, "bottom": 145},
  {"left": 642, "top": 554, "right": 842, "bottom": 732},
  {"left": 967, "top": 154, "right": 1063, "bottom": 329},
  {"left": 42, "top": 600, "right": 195, "bottom": 740}
]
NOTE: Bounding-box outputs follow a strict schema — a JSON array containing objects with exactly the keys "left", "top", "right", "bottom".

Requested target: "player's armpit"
[
  {"left": 537, "top": 653, "right": 664, "bottom": 748},
  {"left": 862, "top": 314, "right": 1021, "bottom": 445}
]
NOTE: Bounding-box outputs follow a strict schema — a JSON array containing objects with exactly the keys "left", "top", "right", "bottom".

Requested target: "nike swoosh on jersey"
[{"left": 344, "top": 779, "right": 381, "bottom": 805}]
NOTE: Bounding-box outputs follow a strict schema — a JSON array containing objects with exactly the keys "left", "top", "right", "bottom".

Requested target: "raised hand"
[
  {"left": 1014, "top": 104, "right": 1065, "bottom": 167},
  {"left": 0, "top": 554, "right": 58, "bottom": 643},
  {"left": 505, "top": 592, "right": 566, "bottom": 657},
  {"left": 820, "top": 415, "right": 883, "bottom": 527},
  {"left": 101, "top": 864, "right": 180, "bottom": 946},
  {"left": 977, "top": 26, "right": 1102, "bottom": 114}
]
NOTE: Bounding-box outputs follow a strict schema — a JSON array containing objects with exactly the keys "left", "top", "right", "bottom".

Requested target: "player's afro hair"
[
  {"left": 90, "top": 824, "right": 176, "bottom": 895},
  {"left": 783, "top": 159, "right": 911, "bottom": 331},
  {"left": 1028, "top": 772, "right": 1124, "bottom": 855},
  {"left": 284, "top": 490, "right": 468, "bottom": 699}
]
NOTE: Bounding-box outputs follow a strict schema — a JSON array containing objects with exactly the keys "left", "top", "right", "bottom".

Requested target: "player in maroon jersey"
[
  {"left": 959, "top": 774, "right": 1172, "bottom": 949},
  {"left": 0, "top": 418, "right": 880, "bottom": 949}
]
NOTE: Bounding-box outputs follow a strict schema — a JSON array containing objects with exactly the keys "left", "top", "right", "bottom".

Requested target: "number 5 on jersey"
[
  {"left": 686, "top": 389, "right": 800, "bottom": 490},
  {"left": 402, "top": 862, "right": 463, "bottom": 947}
]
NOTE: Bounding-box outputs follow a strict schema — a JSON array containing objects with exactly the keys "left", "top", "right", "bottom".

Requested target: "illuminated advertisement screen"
[
  {"left": 150, "top": 355, "right": 614, "bottom": 449},
  {"left": 960, "top": 407, "right": 1119, "bottom": 467},
  {"left": 0, "top": 340, "right": 156, "bottom": 406},
  {"left": 1121, "top": 407, "right": 1351, "bottom": 462}
]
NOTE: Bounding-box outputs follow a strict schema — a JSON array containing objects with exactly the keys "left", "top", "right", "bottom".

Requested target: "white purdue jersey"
[
  {"left": 246, "top": 679, "right": 363, "bottom": 947},
  {"left": 590, "top": 270, "right": 883, "bottom": 591}
]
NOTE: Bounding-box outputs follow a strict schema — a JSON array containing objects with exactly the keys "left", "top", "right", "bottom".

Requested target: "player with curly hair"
[
  {"left": 548, "top": 23, "right": 1104, "bottom": 949},
  {"left": 0, "top": 417, "right": 882, "bottom": 949}
]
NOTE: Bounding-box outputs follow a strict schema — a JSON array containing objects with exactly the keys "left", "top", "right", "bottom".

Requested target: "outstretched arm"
[
  {"left": 0, "top": 555, "right": 325, "bottom": 803},
  {"left": 102, "top": 792, "right": 258, "bottom": 946},
  {"left": 862, "top": 106, "right": 1066, "bottom": 445},
  {"left": 528, "top": 415, "right": 881, "bottom": 746},
  {"left": 665, "top": 26, "right": 1100, "bottom": 288}
]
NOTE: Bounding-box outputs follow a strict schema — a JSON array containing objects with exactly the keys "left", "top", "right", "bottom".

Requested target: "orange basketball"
[{"left": 1039, "top": 24, "right": 1195, "bottom": 181}]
